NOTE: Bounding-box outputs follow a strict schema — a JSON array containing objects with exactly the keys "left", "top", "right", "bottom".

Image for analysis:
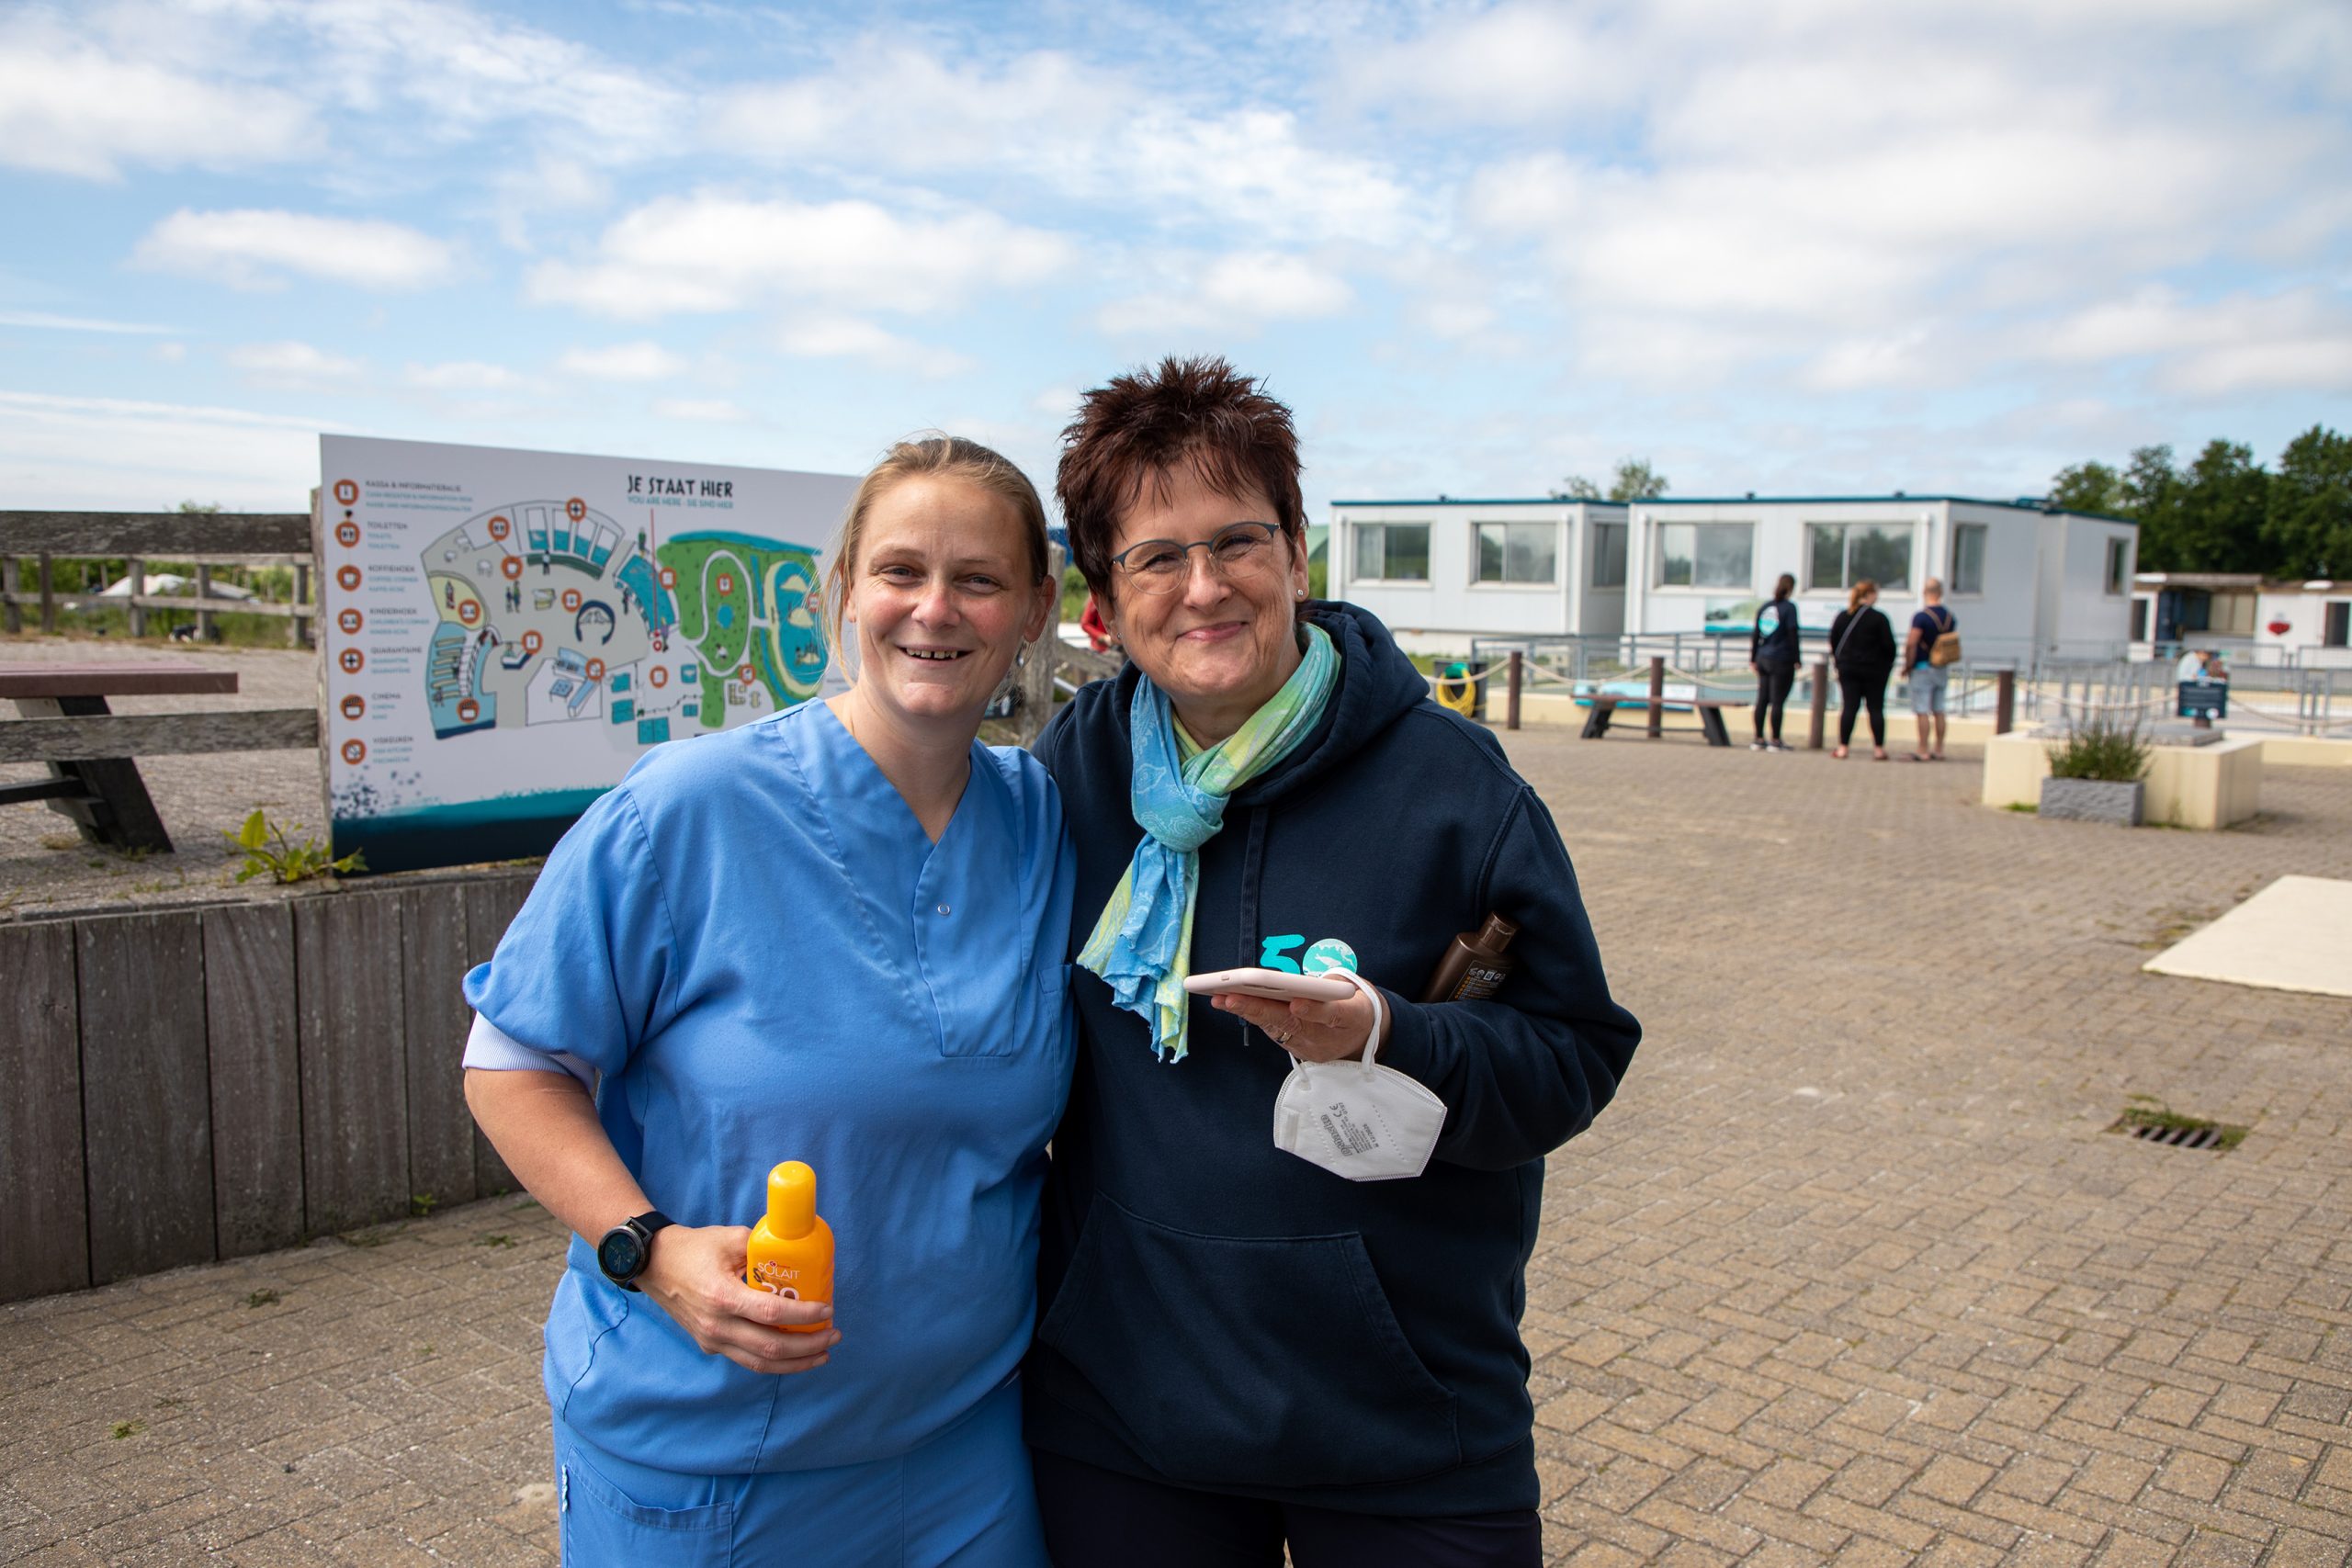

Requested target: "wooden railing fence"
[
  {"left": 0, "top": 869, "right": 537, "bottom": 1304},
  {"left": 0, "top": 511, "right": 315, "bottom": 644}
]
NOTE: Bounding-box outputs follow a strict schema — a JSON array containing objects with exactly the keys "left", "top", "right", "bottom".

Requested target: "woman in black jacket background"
[
  {"left": 1826, "top": 579, "right": 1895, "bottom": 759},
  {"left": 1747, "top": 572, "right": 1802, "bottom": 751}
]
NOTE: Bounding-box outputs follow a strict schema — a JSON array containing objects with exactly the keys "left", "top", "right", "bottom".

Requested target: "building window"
[
  {"left": 2325, "top": 602, "right": 2349, "bottom": 647},
  {"left": 1657, "top": 523, "right": 1753, "bottom": 589},
  {"left": 1353, "top": 522, "right": 1429, "bottom": 583},
  {"left": 1473, "top": 522, "right": 1557, "bottom": 585},
  {"left": 1591, "top": 522, "right": 1626, "bottom": 589},
  {"left": 1804, "top": 523, "right": 1913, "bottom": 592},
  {"left": 2105, "top": 536, "right": 2131, "bottom": 594},
  {"left": 1951, "top": 524, "right": 1987, "bottom": 596},
  {"left": 2131, "top": 599, "right": 2149, "bottom": 641}
]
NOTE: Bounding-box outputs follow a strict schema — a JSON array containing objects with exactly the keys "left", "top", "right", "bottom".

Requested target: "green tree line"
[{"left": 2048, "top": 425, "right": 2351, "bottom": 580}]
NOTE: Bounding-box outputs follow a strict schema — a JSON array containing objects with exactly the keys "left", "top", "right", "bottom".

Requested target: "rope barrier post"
[
  {"left": 37, "top": 552, "right": 56, "bottom": 634},
  {"left": 1646, "top": 656, "right": 1664, "bottom": 739},
  {"left": 1807, "top": 660, "right": 1828, "bottom": 750},
  {"left": 1996, "top": 670, "right": 2015, "bottom": 735},
  {"left": 1506, "top": 650, "right": 1522, "bottom": 730},
  {"left": 0, "top": 556, "right": 18, "bottom": 635}
]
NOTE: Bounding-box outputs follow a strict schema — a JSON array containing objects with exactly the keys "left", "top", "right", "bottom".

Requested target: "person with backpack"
[
  {"left": 1826, "top": 579, "right": 1895, "bottom": 760},
  {"left": 1903, "top": 577, "right": 1959, "bottom": 761},
  {"left": 1747, "top": 572, "right": 1801, "bottom": 751}
]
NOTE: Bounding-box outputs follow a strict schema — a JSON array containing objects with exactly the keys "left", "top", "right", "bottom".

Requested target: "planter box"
[{"left": 2040, "top": 776, "right": 2144, "bottom": 826}]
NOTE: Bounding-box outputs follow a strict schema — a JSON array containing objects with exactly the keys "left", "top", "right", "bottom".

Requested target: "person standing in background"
[
  {"left": 1748, "top": 572, "right": 1801, "bottom": 752},
  {"left": 1826, "top": 580, "right": 1895, "bottom": 760},
  {"left": 1904, "top": 578, "right": 1957, "bottom": 761}
]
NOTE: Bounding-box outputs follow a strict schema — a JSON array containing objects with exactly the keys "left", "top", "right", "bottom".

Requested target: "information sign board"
[{"left": 320, "top": 435, "right": 856, "bottom": 873}]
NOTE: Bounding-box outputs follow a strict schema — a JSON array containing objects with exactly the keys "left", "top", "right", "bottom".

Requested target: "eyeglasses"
[{"left": 1109, "top": 521, "right": 1283, "bottom": 596}]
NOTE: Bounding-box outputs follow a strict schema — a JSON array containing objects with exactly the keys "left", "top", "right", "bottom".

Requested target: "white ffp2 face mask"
[{"left": 1270, "top": 969, "right": 1447, "bottom": 1181}]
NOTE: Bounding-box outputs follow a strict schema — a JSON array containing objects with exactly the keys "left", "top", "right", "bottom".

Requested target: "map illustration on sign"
[
  {"left": 416, "top": 502, "right": 826, "bottom": 748},
  {"left": 321, "top": 435, "right": 857, "bottom": 874}
]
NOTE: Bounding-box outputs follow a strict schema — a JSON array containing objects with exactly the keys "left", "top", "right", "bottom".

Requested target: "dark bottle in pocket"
[{"left": 1420, "top": 913, "right": 1519, "bottom": 1002}]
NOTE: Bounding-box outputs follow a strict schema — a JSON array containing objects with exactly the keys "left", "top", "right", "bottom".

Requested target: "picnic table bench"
[
  {"left": 1580, "top": 692, "right": 1739, "bottom": 747},
  {"left": 0, "top": 662, "right": 317, "bottom": 852}
]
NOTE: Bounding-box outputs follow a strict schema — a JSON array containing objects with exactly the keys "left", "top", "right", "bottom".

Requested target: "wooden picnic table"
[{"left": 0, "top": 661, "right": 242, "bottom": 852}]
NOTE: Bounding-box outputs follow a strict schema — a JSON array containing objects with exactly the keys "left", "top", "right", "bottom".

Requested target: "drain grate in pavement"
[{"left": 2109, "top": 1100, "right": 2246, "bottom": 1152}]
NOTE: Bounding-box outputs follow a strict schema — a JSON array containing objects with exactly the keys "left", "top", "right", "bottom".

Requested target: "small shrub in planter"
[{"left": 2041, "top": 718, "right": 2150, "bottom": 825}]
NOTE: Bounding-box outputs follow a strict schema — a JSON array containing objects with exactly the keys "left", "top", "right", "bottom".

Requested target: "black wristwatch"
[{"left": 595, "top": 1211, "right": 673, "bottom": 1292}]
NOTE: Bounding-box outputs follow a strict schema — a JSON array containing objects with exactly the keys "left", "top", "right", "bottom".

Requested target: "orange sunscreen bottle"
[{"left": 745, "top": 1160, "right": 834, "bottom": 1333}]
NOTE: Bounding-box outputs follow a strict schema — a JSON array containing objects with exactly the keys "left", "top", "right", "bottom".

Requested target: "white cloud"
[
  {"left": 778, "top": 317, "right": 975, "bottom": 379},
  {"left": 133, "top": 209, "right": 457, "bottom": 291},
  {"left": 226, "top": 340, "right": 366, "bottom": 387},
  {"left": 527, "top": 191, "right": 1073, "bottom": 320},
  {"left": 0, "top": 389, "right": 336, "bottom": 509},
  {"left": 0, "top": 13, "right": 314, "bottom": 179},
  {"left": 710, "top": 45, "right": 1415, "bottom": 245},
  {"left": 1100, "top": 252, "right": 1353, "bottom": 337},
  {"left": 0, "top": 310, "right": 175, "bottom": 335},
  {"left": 555, "top": 342, "right": 690, "bottom": 381},
  {"left": 2039, "top": 287, "right": 2352, "bottom": 394},
  {"left": 654, "top": 398, "right": 751, "bottom": 423},
  {"left": 1342, "top": 4, "right": 1634, "bottom": 126},
  {"left": 403, "top": 360, "right": 526, "bottom": 392}
]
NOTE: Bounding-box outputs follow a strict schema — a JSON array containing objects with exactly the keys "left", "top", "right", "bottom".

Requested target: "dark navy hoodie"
[{"left": 1025, "top": 601, "right": 1642, "bottom": 1516}]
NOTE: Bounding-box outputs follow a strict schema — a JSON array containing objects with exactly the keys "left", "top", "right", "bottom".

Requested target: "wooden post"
[
  {"left": 1506, "top": 650, "right": 1522, "bottom": 731},
  {"left": 128, "top": 558, "right": 146, "bottom": 638},
  {"left": 0, "top": 557, "right": 19, "bottom": 634},
  {"left": 290, "top": 561, "right": 311, "bottom": 647},
  {"left": 37, "top": 552, "right": 55, "bottom": 634},
  {"left": 1808, "top": 660, "right": 1829, "bottom": 750},
  {"left": 1996, "top": 669, "right": 2016, "bottom": 735},
  {"left": 196, "top": 564, "right": 215, "bottom": 643},
  {"left": 1646, "top": 655, "right": 1665, "bottom": 739}
]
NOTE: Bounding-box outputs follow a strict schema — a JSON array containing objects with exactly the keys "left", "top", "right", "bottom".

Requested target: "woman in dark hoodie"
[
  {"left": 1025, "top": 356, "right": 1641, "bottom": 1567},
  {"left": 1826, "top": 578, "right": 1896, "bottom": 759},
  {"left": 1747, "top": 572, "right": 1801, "bottom": 751}
]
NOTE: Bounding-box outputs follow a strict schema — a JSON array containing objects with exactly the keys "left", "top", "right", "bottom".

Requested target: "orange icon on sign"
[
  {"left": 562, "top": 589, "right": 582, "bottom": 612},
  {"left": 650, "top": 666, "right": 669, "bottom": 688},
  {"left": 458, "top": 699, "right": 479, "bottom": 723},
  {"left": 338, "top": 608, "right": 363, "bottom": 634},
  {"left": 458, "top": 600, "right": 480, "bottom": 625},
  {"left": 521, "top": 630, "right": 543, "bottom": 655},
  {"left": 341, "top": 739, "right": 367, "bottom": 764},
  {"left": 565, "top": 498, "right": 586, "bottom": 523},
  {"left": 333, "top": 479, "right": 358, "bottom": 506},
  {"left": 487, "top": 515, "right": 511, "bottom": 541},
  {"left": 659, "top": 568, "right": 677, "bottom": 588},
  {"left": 334, "top": 520, "right": 361, "bottom": 547},
  {"left": 585, "top": 659, "right": 605, "bottom": 682},
  {"left": 738, "top": 663, "right": 754, "bottom": 682},
  {"left": 341, "top": 694, "right": 365, "bottom": 720},
  {"left": 501, "top": 555, "right": 523, "bottom": 580},
  {"left": 718, "top": 573, "right": 734, "bottom": 595},
  {"left": 336, "top": 565, "right": 362, "bottom": 592},
  {"left": 340, "top": 648, "right": 365, "bottom": 673}
]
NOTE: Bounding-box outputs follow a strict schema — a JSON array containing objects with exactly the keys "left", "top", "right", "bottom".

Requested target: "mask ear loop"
[{"left": 1317, "top": 966, "right": 1387, "bottom": 1076}]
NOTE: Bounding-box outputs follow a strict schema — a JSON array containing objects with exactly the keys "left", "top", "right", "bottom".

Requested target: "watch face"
[{"left": 598, "top": 1226, "right": 644, "bottom": 1281}]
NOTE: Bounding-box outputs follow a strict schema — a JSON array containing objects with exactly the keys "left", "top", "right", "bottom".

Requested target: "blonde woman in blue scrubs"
[{"left": 464, "top": 436, "right": 1071, "bottom": 1566}]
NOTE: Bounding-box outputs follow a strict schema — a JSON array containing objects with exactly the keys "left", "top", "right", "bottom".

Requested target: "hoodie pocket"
[{"left": 1037, "top": 1195, "right": 1461, "bottom": 1489}]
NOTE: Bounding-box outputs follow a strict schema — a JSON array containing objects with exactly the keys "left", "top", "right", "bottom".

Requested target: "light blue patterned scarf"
[{"left": 1078, "top": 624, "right": 1339, "bottom": 1062}]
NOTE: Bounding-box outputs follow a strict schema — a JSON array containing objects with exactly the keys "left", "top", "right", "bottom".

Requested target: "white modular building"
[
  {"left": 1326, "top": 498, "right": 1630, "bottom": 653},
  {"left": 1329, "top": 493, "right": 2139, "bottom": 662},
  {"left": 2131, "top": 573, "right": 2352, "bottom": 668}
]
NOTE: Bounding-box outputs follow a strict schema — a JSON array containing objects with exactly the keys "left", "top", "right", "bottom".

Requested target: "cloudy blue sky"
[{"left": 3, "top": 0, "right": 2347, "bottom": 517}]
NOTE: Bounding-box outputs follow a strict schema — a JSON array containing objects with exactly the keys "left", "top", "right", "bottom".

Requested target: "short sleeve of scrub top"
[{"left": 464, "top": 703, "right": 1076, "bottom": 1478}]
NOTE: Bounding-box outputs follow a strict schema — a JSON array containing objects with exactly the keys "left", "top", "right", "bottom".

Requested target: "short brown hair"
[
  {"left": 820, "top": 434, "right": 1051, "bottom": 667},
  {"left": 1849, "top": 578, "right": 1878, "bottom": 610},
  {"left": 1056, "top": 355, "right": 1305, "bottom": 603}
]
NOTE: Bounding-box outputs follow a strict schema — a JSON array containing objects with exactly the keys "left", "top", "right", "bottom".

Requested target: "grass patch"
[
  {"left": 2003, "top": 802, "right": 2038, "bottom": 814},
  {"left": 476, "top": 1233, "right": 516, "bottom": 1249},
  {"left": 243, "top": 1288, "right": 280, "bottom": 1309},
  {"left": 110, "top": 1420, "right": 145, "bottom": 1439}
]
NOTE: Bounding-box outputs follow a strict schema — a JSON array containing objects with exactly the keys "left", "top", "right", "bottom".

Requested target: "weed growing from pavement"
[
  {"left": 110, "top": 1421, "right": 145, "bottom": 1439},
  {"left": 243, "top": 1288, "right": 279, "bottom": 1308},
  {"left": 411, "top": 1192, "right": 438, "bottom": 1218},
  {"left": 2110, "top": 1095, "right": 2248, "bottom": 1151},
  {"left": 476, "top": 1234, "right": 515, "bottom": 1249}
]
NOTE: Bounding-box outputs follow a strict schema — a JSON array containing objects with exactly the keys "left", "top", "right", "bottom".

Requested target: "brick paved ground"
[{"left": 5, "top": 726, "right": 2348, "bottom": 1565}]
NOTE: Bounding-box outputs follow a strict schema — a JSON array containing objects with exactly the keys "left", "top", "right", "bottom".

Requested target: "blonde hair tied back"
[{"left": 819, "top": 434, "right": 1052, "bottom": 675}]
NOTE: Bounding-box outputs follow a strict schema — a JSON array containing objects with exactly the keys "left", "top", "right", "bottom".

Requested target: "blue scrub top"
[{"left": 465, "top": 700, "right": 1075, "bottom": 1476}]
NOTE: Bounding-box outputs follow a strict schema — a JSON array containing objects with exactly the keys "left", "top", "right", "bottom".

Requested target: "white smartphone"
[{"left": 1183, "top": 967, "right": 1355, "bottom": 1002}]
